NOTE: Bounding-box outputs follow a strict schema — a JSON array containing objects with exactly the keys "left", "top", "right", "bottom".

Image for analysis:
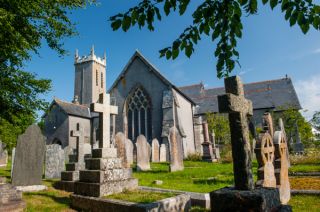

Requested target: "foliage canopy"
[{"left": 109, "top": 0, "right": 320, "bottom": 78}]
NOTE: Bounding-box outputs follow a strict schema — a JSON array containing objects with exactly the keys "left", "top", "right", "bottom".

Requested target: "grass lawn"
[
  {"left": 133, "top": 161, "right": 259, "bottom": 193},
  {"left": 1, "top": 158, "right": 320, "bottom": 211},
  {"left": 105, "top": 189, "right": 176, "bottom": 204},
  {"left": 289, "top": 163, "right": 320, "bottom": 173}
]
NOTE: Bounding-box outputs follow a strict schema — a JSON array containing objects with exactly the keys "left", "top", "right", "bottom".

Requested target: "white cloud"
[{"left": 295, "top": 75, "right": 320, "bottom": 120}]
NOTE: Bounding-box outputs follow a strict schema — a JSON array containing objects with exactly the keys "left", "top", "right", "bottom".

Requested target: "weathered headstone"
[
  {"left": 274, "top": 131, "right": 291, "bottom": 204},
  {"left": 201, "top": 123, "right": 216, "bottom": 162},
  {"left": 292, "top": 122, "right": 304, "bottom": 154},
  {"left": 0, "top": 184, "right": 26, "bottom": 211},
  {"left": 278, "top": 118, "right": 291, "bottom": 167},
  {"left": 0, "top": 140, "right": 8, "bottom": 167},
  {"left": 217, "top": 76, "right": 254, "bottom": 190},
  {"left": 159, "top": 144, "right": 168, "bottom": 162},
  {"left": 151, "top": 138, "right": 160, "bottom": 162},
  {"left": 169, "top": 127, "right": 184, "bottom": 172},
  {"left": 136, "top": 135, "right": 151, "bottom": 171},
  {"left": 115, "top": 132, "right": 130, "bottom": 168},
  {"left": 12, "top": 124, "right": 45, "bottom": 187},
  {"left": 55, "top": 122, "right": 85, "bottom": 192},
  {"left": 255, "top": 132, "right": 276, "bottom": 188},
  {"left": 73, "top": 93, "right": 138, "bottom": 197},
  {"left": 263, "top": 113, "right": 274, "bottom": 137},
  {"left": 45, "top": 144, "right": 65, "bottom": 179},
  {"left": 125, "top": 139, "right": 134, "bottom": 166}
]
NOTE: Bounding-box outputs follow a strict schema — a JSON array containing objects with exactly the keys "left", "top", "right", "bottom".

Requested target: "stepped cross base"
[{"left": 74, "top": 147, "right": 138, "bottom": 197}]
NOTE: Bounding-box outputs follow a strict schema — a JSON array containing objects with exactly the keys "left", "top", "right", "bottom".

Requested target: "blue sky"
[{"left": 25, "top": 1, "right": 320, "bottom": 119}]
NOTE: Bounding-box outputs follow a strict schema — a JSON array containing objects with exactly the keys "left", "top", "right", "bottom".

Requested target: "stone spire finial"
[
  {"left": 91, "top": 45, "right": 95, "bottom": 56},
  {"left": 72, "top": 95, "right": 79, "bottom": 105},
  {"left": 75, "top": 49, "right": 79, "bottom": 59}
]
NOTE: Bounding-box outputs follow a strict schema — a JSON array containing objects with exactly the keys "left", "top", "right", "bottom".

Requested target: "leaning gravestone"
[
  {"left": 292, "top": 122, "right": 304, "bottom": 154},
  {"left": 136, "top": 135, "right": 151, "bottom": 171},
  {"left": 169, "top": 127, "right": 184, "bottom": 172},
  {"left": 210, "top": 76, "right": 287, "bottom": 211},
  {"left": 0, "top": 140, "right": 8, "bottom": 167},
  {"left": 126, "top": 139, "right": 134, "bottom": 166},
  {"left": 274, "top": 131, "right": 291, "bottom": 204},
  {"left": 12, "top": 124, "right": 46, "bottom": 187},
  {"left": 45, "top": 144, "right": 65, "bottom": 179},
  {"left": 151, "top": 138, "right": 160, "bottom": 162}
]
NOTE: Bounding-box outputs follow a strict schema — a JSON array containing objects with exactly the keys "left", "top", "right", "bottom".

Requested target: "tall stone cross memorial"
[
  {"left": 218, "top": 76, "right": 254, "bottom": 190},
  {"left": 91, "top": 93, "right": 118, "bottom": 150}
]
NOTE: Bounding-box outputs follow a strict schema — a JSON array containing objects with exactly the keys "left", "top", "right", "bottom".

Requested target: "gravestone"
[
  {"left": 169, "top": 127, "right": 184, "bottom": 172},
  {"left": 160, "top": 144, "right": 168, "bottom": 162},
  {"left": 0, "top": 184, "right": 26, "bottom": 211},
  {"left": 201, "top": 123, "right": 216, "bottom": 162},
  {"left": 56, "top": 123, "right": 85, "bottom": 191},
  {"left": 292, "top": 123, "right": 304, "bottom": 154},
  {"left": 115, "top": 132, "right": 130, "bottom": 168},
  {"left": 151, "top": 138, "right": 160, "bottom": 162},
  {"left": 274, "top": 131, "right": 291, "bottom": 204},
  {"left": 255, "top": 132, "right": 276, "bottom": 188},
  {"left": 136, "top": 135, "right": 151, "bottom": 171},
  {"left": 263, "top": 113, "right": 274, "bottom": 137},
  {"left": 211, "top": 76, "right": 286, "bottom": 211},
  {"left": 217, "top": 76, "right": 254, "bottom": 190},
  {"left": 45, "top": 144, "right": 65, "bottom": 179},
  {"left": 73, "top": 93, "right": 138, "bottom": 197},
  {"left": 125, "top": 139, "right": 134, "bottom": 166},
  {"left": 12, "top": 124, "right": 45, "bottom": 187},
  {"left": 211, "top": 131, "right": 220, "bottom": 159},
  {"left": 0, "top": 140, "right": 8, "bottom": 167},
  {"left": 279, "top": 118, "right": 291, "bottom": 167},
  {"left": 10, "top": 148, "right": 15, "bottom": 178}
]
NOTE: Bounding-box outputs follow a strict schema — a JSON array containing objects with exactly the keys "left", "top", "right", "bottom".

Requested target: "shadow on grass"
[
  {"left": 24, "top": 192, "right": 70, "bottom": 207},
  {"left": 193, "top": 177, "right": 233, "bottom": 185}
]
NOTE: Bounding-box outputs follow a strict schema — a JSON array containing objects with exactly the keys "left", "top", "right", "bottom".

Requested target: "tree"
[
  {"left": 109, "top": 0, "right": 320, "bottom": 78},
  {"left": 206, "top": 112, "right": 230, "bottom": 144},
  {"left": 310, "top": 111, "right": 320, "bottom": 131},
  {"left": 0, "top": 0, "right": 93, "bottom": 150},
  {"left": 276, "top": 107, "right": 313, "bottom": 143}
]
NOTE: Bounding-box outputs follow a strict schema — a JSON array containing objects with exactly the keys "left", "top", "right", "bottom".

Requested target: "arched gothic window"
[{"left": 127, "top": 87, "right": 152, "bottom": 141}]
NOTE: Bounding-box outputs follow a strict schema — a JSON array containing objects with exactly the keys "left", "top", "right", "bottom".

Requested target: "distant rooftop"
[{"left": 179, "top": 77, "right": 302, "bottom": 115}]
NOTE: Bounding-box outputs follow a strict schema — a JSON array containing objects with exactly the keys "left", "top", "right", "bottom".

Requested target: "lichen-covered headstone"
[
  {"left": 45, "top": 144, "right": 64, "bottom": 179},
  {"left": 169, "top": 127, "right": 184, "bottom": 172},
  {"left": 151, "top": 138, "right": 160, "bottom": 162},
  {"left": 274, "top": 131, "right": 291, "bottom": 204},
  {"left": 136, "top": 135, "right": 150, "bottom": 171},
  {"left": 0, "top": 140, "right": 8, "bottom": 167},
  {"left": 12, "top": 124, "right": 45, "bottom": 186}
]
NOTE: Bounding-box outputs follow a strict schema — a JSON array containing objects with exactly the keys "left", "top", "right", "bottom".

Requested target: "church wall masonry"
[{"left": 111, "top": 56, "right": 170, "bottom": 143}]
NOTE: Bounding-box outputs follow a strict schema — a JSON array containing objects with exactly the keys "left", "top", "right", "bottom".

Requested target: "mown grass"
[
  {"left": 105, "top": 189, "right": 176, "bottom": 204},
  {"left": 133, "top": 161, "right": 259, "bottom": 193},
  {"left": 289, "top": 163, "right": 320, "bottom": 173},
  {"left": 290, "top": 195, "right": 320, "bottom": 212}
]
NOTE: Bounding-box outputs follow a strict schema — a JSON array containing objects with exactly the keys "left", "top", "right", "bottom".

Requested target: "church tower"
[{"left": 74, "top": 46, "right": 106, "bottom": 105}]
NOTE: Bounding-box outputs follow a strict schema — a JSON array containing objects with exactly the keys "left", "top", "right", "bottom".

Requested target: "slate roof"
[
  {"left": 43, "top": 98, "right": 92, "bottom": 119},
  {"left": 179, "top": 77, "right": 302, "bottom": 115}
]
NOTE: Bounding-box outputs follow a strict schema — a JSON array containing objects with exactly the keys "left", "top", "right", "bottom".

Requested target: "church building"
[{"left": 43, "top": 48, "right": 301, "bottom": 160}]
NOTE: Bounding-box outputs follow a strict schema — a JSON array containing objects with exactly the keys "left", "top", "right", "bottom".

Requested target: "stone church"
[{"left": 43, "top": 47, "right": 301, "bottom": 159}]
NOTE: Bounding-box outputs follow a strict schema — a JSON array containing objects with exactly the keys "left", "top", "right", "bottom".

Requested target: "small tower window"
[
  {"left": 96, "top": 70, "right": 98, "bottom": 86},
  {"left": 101, "top": 72, "right": 103, "bottom": 88}
]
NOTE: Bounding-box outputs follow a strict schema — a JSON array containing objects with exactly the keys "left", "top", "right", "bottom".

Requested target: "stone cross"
[
  {"left": 263, "top": 113, "right": 274, "bottom": 137},
  {"left": 202, "top": 122, "right": 210, "bottom": 143},
  {"left": 71, "top": 123, "right": 84, "bottom": 163},
  {"left": 90, "top": 93, "right": 118, "bottom": 148},
  {"left": 218, "top": 76, "right": 254, "bottom": 190}
]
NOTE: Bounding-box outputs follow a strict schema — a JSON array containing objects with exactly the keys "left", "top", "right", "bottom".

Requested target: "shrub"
[
  {"left": 185, "top": 153, "right": 202, "bottom": 161},
  {"left": 290, "top": 148, "right": 320, "bottom": 165}
]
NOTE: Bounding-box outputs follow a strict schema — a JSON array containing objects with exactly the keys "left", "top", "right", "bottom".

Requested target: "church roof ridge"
[{"left": 108, "top": 50, "right": 196, "bottom": 105}]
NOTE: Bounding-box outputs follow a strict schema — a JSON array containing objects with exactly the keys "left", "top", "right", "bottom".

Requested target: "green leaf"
[
  {"left": 155, "top": 7, "right": 162, "bottom": 20},
  {"left": 111, "top": 19, "right": 122, "bottom": 31},
  {"left": 270, "top": 0, "right": 278, "bottom": 10},
  {"left": 185, "top": 44, "right": 193, "bottom": 57},
  {"left": 300, "top": 24, "right": 310, "bottom": 34},
  {"left": 285, "top": 7, "right": 293, "bottom": 20},
  {"left": 262, "top": 0, "right": 268, "bottom": 5},
  {"left": 164, "top": 1, "right": 171, "bottom": 16},
  {"left": 290, "top": 11, "right": 298, "bottom": 26},
  {"left": 122, "top": 16, "right": 131, "bottom": 31},
  {"left": 172, "top": 48, "right": 179, "bottom": 59},
  {"left": 313, "top": 17, "right": 320, "bottom": 29},
  {"left": 166, "top": 50, "right": 172, "bottom": 59}
]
